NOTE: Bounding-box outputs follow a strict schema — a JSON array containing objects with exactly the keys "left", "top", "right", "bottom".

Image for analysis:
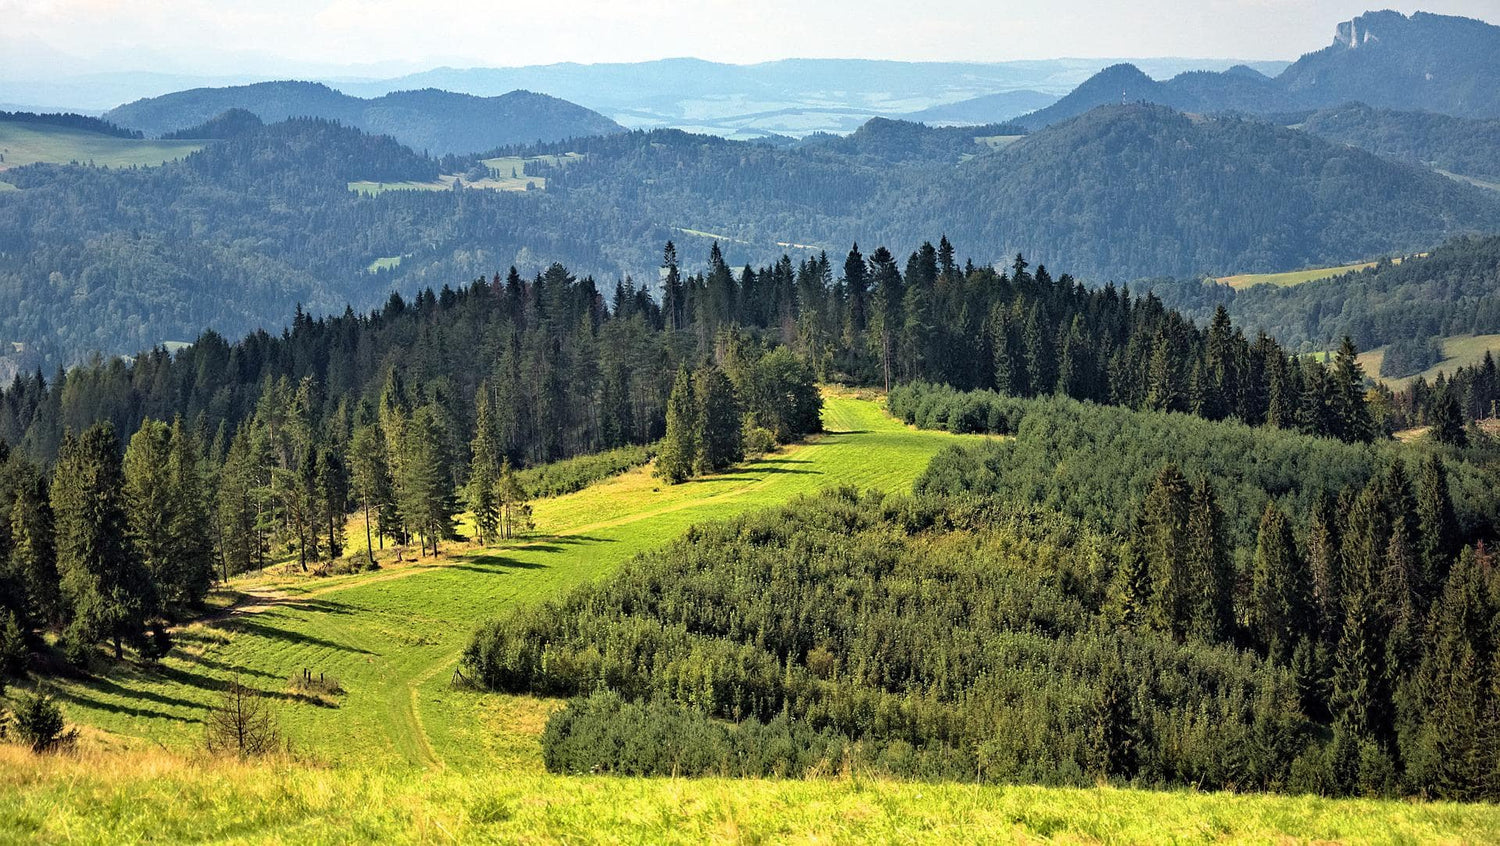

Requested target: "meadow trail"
[{"left": 46, "top": 393, "right": 974, "bottom": 768}]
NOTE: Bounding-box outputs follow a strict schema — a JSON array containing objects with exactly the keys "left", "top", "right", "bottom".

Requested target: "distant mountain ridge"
[
  {"left": 103, "top": 82, "right": 625, "bottom": 154},
  {"left": 1018, "top": 11, "right": 1500, "bottom": 128}
]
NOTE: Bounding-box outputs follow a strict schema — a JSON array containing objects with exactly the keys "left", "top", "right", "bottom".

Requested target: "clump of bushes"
[{"left": 515, "top": 444, "right": 654, "bottom": 499}]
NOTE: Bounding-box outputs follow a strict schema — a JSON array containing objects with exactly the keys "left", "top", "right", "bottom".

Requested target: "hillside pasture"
[
  {"left": 1360, "top": 333, "right": 1500, "bottom": 388},
  {"left": 20, "top": 393, "right": 970, "bottom": 771}
]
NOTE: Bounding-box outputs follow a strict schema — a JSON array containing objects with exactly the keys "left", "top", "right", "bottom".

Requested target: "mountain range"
[
  {"left": 103, "top": 83, "right": 625, "bottom": 155},
  {"left": 1016, "top": 10, "right": 1500, "bottom": 128}
]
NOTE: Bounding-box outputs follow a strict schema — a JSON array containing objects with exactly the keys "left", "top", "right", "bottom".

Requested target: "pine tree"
[
  {"left": 316, "top": 447, "right": 348, "bottom": 560},
  {"left": 123, "top": 420, "right": 174, "bottom": 610},
  {"left": 1409, "top": 547, "right": 1494, "bottom": 799},
  {"left": 467, "top": 387, "right": 501, "bottom": 545},
  {"left": 656, "top": 366, "right": 698, "bottom": 484},
  {"left": 1430, "top": 388, "right": 1467, "bottom": 447},
  {"left": 1331, "top": 337, "right": 1375, "bottom": 443},
  {"left": 398, "top": 406, "right": 456, "bottom": 556},
  {"left": 1085, "top": 650, "right": 1138, "bottom": 779},
  {"left": 1250, "top": 502, "right": 1313, "bottom": 661},
  {"left": 7, "top": 463, "right": 57, "bottom": 628},
  {"left": 52, "top": 424, "right": 155, "bottom": 661}
]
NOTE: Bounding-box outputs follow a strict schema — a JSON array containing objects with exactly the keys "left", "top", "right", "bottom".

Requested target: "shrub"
[{"left": 11, "top": 688, "right": 74, "bottom": 753}]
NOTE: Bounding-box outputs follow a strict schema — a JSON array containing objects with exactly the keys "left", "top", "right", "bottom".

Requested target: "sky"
[{"left": 2, "top": 0, "right": 1498, "bottom": 78}]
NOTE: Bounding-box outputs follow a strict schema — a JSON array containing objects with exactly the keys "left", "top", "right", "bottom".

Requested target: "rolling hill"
[
  {"left": 103, "top": 82, "right": 625, "bottom": 155},
  {"left": 1017, "top": 10, "right": 1500, "bottom": 129},
  {"left": 900, "top": 90, "right": 1059, "bottom": 125}
]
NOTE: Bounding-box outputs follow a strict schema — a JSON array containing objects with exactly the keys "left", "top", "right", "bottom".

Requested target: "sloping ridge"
[{"left": 104, "top": 81, "right": 625, "bottom": 155}]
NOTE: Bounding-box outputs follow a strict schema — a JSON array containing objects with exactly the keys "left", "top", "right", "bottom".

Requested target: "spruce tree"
[
  {"left": 166, "top": 417, "right": 215, "bottom": 608},
  {"left": 1306, "top": 491, "right": 1343, "bottom": 641},
  {"left": 1185, "top": 478, "right": 1233, "bottom": 643},
  {"left": 7, "top": 464, "right": 57, "bottom": 629},
  {"left": 692, "top": 365, "right": 742, "bottom": 475},
  {"left": 123, "top": 420, "right": 174, "bottom": 610},
  {"left": 1415, "top": 453, "right": 1458, "bottom": 605},
  {"left": 466, "top": 387, "right": 501, "bottom": 545},
  {"left": 656, "top": 366, "right": 698, "bottom": 484},
  {"left": 1140, "top": 463, "right": 1192, "bottom": 638},
  {"left": 1250, "top": 503, "right": 1313, "bottom": 661},
  {"left": 52, "top": 424, "right": 154, "bottom": 661}
]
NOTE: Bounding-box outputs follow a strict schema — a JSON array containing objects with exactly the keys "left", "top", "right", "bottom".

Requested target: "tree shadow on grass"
[
  {"left": 186, "top": 655, "right": 282, "bottom": 681},
  {"left": 64, "top": 674, "right": 209, "bottom": 713},
  {"left": 448, "top": 554, "right": 548, "bottom": 574},
  {"left": 280, "top": 598, "right": 361, "bottom": 616},
  {"left": 223, "top": 618, "right": 375, "bottom": 655},
  {"left": 53, "top": 687, "right": 201, "bottom": 723}
]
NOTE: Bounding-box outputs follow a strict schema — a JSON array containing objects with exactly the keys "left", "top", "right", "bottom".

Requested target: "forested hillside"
[
  {"left": 1144, "top": 235, "right": 1500, "bottom": 360},
  {"left": 1294, "top": 103, "right": 1500, "bottom": 183},
  {"left": 469, "top": 389, "right": 1500, "bottom": 796},
  {"left": 103, "top": 82, "right": 625, "bottom": 155},
  {"left": 5, "top": 104, "right": 1496, "bottom": 368}
]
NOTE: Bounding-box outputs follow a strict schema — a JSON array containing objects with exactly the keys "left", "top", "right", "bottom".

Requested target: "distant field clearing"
[
  {"left": 1216, "top": 254, "right": 1416, "bottom": 290},
  {"left": 1360, "top": 333, "right": 1500, "bottom": 388},
  {"left": 0, "top": 122, "right": 203, "bottom": 169}
]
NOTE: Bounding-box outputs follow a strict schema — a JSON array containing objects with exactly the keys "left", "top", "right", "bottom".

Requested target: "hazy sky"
[{"left": 3, "top": 0, "right": 1498, "bottom": 76}]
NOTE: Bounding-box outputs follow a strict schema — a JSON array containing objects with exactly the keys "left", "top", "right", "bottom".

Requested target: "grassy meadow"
[
  {"left": 5, "top": 391, "right": 1498, "bottom": 841},
  {"left": 0, "top": 122, "right": 203, "bottom": 171},
  {"left": 1216, "top": 255, "right": 1415, "bottom": 290}
]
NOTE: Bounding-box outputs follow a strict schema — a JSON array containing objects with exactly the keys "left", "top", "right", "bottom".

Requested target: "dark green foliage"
[
  {"left": 691, "top": 366, "right": 741, "bottom": 476},
  {"left": 543, "top": 690, "right": 854, "bottom": 779},
  {"left": 0, "top": 110, "right": 141, "bottom": 138},
  {"left": 0, "top": 610, "right": 26, "bottom": 678},
  {"left": 51, "top": 424, "right": 154, "bottom": 661},
  {"left": 1297, "top": 103, "right": 1500, "bottom": 183},
  {"left": 470, "top": 488, "right": 1310, "bottom": 790},
  {"left": 897, "top": 385, "right": 1499, "bottom": 557},
  {"left": 1379, "top": 336, "right": 1445, "bottom": 379},
  {"left": 1249, "top": 504, "right": 1314, "bottom": 661}
]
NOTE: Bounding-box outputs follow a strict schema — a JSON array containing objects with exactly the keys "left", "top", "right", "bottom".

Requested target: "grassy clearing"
[
  {"left": 349, "top": 154, "right": 583, "bottom": 196},
  {"left": 24, "top": 392, "right": 969, "bottom": 771},
  {"left": 367, "top": 255, "right": 403, "bottom": 272},
  {"left": 3, "top": 745, "right": 1497, "bottom": 845},
  {"left": 0, "top": 122, "right": 202, "bottom": 170},
  {"left": 1359, "top": 333, "right": 1500, "bottom": 389},
  {"left": 1216, "top": 255, "right": 1417, "bottom": 290}
]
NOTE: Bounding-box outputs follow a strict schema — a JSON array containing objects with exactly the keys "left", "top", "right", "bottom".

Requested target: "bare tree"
[{"left": 204, "top": 676, "right": 280, "bottom": 757}]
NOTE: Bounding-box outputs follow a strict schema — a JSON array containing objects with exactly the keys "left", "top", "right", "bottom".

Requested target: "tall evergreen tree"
[
  {"left": 1185, "top": 478, "right": 1233, "bottom": 643},
  {"left": 349, "top": 422, "right": 393, "bottom": 564},
  {"left": 1140, "top": 463, "right": 1192, "bottom": 638},
  {"left": 466, "top": 387, "right": 501, "bottom": 545},
  {"left": 656, "top": 366, "right": 697, "bottom": 484},
  {"left": 1250, "top": 503, "right": 1313, "bottom": 661},
  {"left": 1415, "top": 454, "right": 1458, "bottom": 607},
  {"left": 692, "top": 366, "right": 742, "bottom": 475},
  {"left": 52, "top": 424, "right": 154, "bottom": 661}
]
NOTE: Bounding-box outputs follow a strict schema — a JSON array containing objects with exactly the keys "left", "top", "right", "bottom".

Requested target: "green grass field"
[
  {"left": 0, "top": 122, "right": 203, "bottom": 170},
  {"left": 5, "top": 745, "right": 1498, "bottom": 845},
  {"left": 5, "top": 391, "right": 1497, "bottom": 841}
]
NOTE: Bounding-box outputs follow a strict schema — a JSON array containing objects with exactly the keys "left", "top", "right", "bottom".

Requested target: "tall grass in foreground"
[{"left": 2, "top": 746, "right": 1498, "bottom": 844}]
